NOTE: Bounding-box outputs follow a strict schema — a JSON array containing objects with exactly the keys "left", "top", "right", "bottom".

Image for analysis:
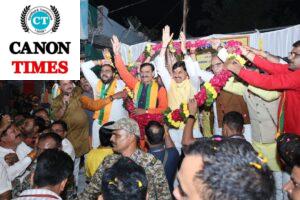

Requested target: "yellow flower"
[
  {"left": 228, "top": 53, "right": 246, "bottom": 65},
  {"left": 257, "top": 152, "right": 268, "bottom": 163},
  {"left": 145, "top": 44, "right": 152, "bottom": 52},
  {"left": 204, "top": 83, "right": 218, "bottom": 99}
]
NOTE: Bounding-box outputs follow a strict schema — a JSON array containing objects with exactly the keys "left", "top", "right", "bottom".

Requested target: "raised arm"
[
  {"left": 111, "top": 35, "right": 138, "bottom": 90},
  {"left": 223, "top": 77, "right": 247, "bottom": 96},
  {"left": 80, "top": 60, "right": 99, "bottom": 89},
  {"left": 163, "top": 125, "right": 175, "bottom": 148},
  {"left": 156, "top": 25, "right": 174, "bottom": 90},
  {"left": 182, "top": 99, "right": 198, "bottom": 146},
  {"left": 239, "top": 46, "right": 290, "bottom": 75},
  {"left": 247, "top": 86, "right": 281, "bottom": 102},
  {"left": 226, "top": 59, "right": 300, "bottom": 90}
]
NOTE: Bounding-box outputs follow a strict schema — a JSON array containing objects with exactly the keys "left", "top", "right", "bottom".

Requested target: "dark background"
[{"left": 89, "top": 0, "right": 300, "bottom": 40}]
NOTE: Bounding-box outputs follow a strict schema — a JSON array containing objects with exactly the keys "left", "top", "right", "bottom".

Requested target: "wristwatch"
[{"left": 188, "top": 114, "right": 196, "bottom": 120}]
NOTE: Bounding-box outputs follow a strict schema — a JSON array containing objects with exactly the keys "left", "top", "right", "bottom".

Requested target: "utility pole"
[{"left": 182, "top": 0, "right": 189, "bottom": 35}]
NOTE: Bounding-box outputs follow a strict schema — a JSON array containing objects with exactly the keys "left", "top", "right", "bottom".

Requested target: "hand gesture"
[
  {"left": 224, "top": 59, "right": 243, "bottom": 74},
  {"left": 210, "top": 38, "right": 221, "bottom": 50},
  {"left": 0, "top": 115, "right": 12, "bottom": 130},
  {"left": 5, "top": 153, "right": 19, "bottom": 166},
  {"left": 133, "top": 108, "right": 146, "bottom": 115},
  {"left": 112, "top": 91, "right": 127, "bottom": 100},
  {"left": 111, "top": 35, "right": 121, "bottom": 55},
  {"left": 63, "top": 94, "right": 70, "bottom": 106},
  {"left": 162, "top": 25, "right": 173, "bottom": 48},
  {"left": 239, "top": 46, "right": 250, "bottom": 56},
  {"left": 179, "top": 32, "right": 187, "bottom": 54},
  {"left": 188, "top": 99, "right": 198, "bottom": 116},
  {"left": 102, "top": 48, "right": 112, "bottom": 60}
]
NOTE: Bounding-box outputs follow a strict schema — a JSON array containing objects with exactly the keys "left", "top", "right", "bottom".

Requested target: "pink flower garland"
[
  {"left": 137, "top": 39, "right": 242, "bottom": 63},
  {"left": 194, "top": 70, "right": 232, "bottom": 107}
]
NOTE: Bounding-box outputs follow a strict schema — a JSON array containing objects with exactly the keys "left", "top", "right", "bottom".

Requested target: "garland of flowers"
[
  {"left": 164, "top": 69, "right": 232, "bottom": 129},
  {"left": 132, "top": 39, "right": 246, "bottom": 128},
  {"left": 164, "top": 103, "right": 189, "bottom": 129},
  {"left": 194, "top": 69, "right": 232, "bottom": 107},
  {"left": 123, "top": 88, "right": 164, "bottom": 140}
]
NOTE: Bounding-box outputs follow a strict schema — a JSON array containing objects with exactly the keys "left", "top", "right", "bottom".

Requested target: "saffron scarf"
[
  {"left": 134, "top": 81, "right": 158, "bottom": 109},
  {"left": 276, "top": 92, "right": 285, "bottom": 138},
  {"left": 93, "top": 79, "right": 117, "bottom": 125}
]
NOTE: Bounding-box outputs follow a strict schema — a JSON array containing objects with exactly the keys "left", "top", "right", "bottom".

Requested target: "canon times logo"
[
  {"left": 6, "top": 5, "right": 71, "bottom": 75},
  {"left": 21, "top": 5, "right": 60, "bottom": 34}
]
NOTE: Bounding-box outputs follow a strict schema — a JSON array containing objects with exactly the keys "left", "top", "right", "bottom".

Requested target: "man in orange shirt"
[
  {"left": 111, "top": 36, "right": 168, "bottom": 146},
  {"left": 111, "top": 36, "right": 168, "bottom": 116}
]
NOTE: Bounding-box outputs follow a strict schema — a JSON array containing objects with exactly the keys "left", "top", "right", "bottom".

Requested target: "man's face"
[
  {"left": 100, "top": 65, "right": 114, "bottom": 84},
  {"left": 1, "top": 125, "right": 22, "bottom": 146},
  {"left": 51, "top": 124, "right": 66, "bottom": 138},
  {"left": 21, "top": 118, "right": 35, "bottom": 135},
  {"left": 173, "top": 67, "right": 188, "bottom": 84},
  {"left": 59, "top": 80, "right": 74, "bottom": 95},
  {"left": 110, "top": 129, "right": 132, "bottom": 153},
  {"left": 288, "top": 46, "right": 300, "bottom": 70},
  {"left": 80, "top": 77, "right": 92, "bottom": 92},
  {"left": 173, "top": 155, "right": 204, "bottom": 200},
  {"left": 140, "top": 65, "right": 153, "bottom": 84},
  {"left": 35, "top": 111, "right": 50, "bottom": 127},
  {"left": 211, "top": 56, "right": 225, "bottom": 75},
  {"left": 36, "top": 138, "right": 59, "bottom": 156},
  {"left": 284, "top": 166, "right": 300, "bottom": 200}
]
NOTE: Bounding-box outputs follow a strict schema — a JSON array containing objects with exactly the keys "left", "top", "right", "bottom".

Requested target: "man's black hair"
[
  {"left": 101, "top": 64, "right": 116, "bottom": 74},
  {"left": 277, "top": 133, "right": 300, "bottom": 170},
  {"left": 38, "top": 132, "right": 63, "bottom": 149},
  {"left": 33, "top": 108, "right": 49, "bottom": 116},
  {"left": 99, "top": 121, "right": 114, "bottom": 147},
  {"left": 292, "top": 40, "right": 300, "bottom": 48},
  {"left": 101, "top": 157, "right": 148, "bottom": 200},
  {"left": 24, "top": 116, "right": 46, "bottom": 133},
  {"left": 33, "top": 149, "right": 73, "bottom": 188},
  {"left": 222, "top": 111, "right": 244, "bottom": 134},
  {"left": 172, "top": 61, "right": 187, "bottom": 72},
  {"left": 145, "top": 121, "right": 164, "bottom": 145},
  {"left": 140, "top": 62, "right": 155, "bottom": 72},
  {"left": 51, "top": 120, "right": 68, "bottom": 132},
  {"left": 185, "top": 137, "right": 275, "bottom": 200}
]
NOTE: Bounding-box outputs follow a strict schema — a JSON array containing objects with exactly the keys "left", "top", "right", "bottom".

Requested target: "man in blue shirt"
[{"left": 145, "top": 121, "right": 180, "bottom": 192}]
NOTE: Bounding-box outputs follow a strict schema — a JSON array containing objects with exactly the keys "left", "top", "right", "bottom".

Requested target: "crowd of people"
[{"left": 0, "top": 25, "right": 300, "bottom": 200}]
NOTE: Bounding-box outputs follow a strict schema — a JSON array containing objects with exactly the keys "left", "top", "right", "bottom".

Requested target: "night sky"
[{"left": 89, "top": 0, "right": 300, "bottom": 40}]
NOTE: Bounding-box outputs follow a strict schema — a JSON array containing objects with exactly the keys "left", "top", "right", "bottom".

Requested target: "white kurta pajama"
[
  {"left": 155, "top": 56, "right": 203, "bottom": 152},
  {"left": 81, "top": 61, "right": 128, "bottom": 148}
]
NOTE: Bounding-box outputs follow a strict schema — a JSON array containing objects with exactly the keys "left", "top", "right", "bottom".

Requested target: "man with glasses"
[
  {"left": 225, "top": 40, "right": 300, "bottom": 135},
  {"left": 210, "top": 55, "right": 251, "bottom": 140},
  {"left": 80, "top": 50, "right": 128, "bottom": 149}
]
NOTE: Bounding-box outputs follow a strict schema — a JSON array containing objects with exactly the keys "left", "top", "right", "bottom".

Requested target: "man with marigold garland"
[
  {"left": 155, "top": 25, "right": 203, "bottom": 152},
  {"left": 111, "top": 35, "right": 168, "bottom": 147}
]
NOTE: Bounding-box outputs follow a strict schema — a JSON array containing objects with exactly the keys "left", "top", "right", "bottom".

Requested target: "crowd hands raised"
[{"left": 1, "top": 25, "right": 300, "bottom": 200}]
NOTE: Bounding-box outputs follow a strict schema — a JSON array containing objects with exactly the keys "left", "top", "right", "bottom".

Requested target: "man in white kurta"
[
  {"left": 155, "top": 28, "right": 202, "bottom": 152},
  {"left": 81, "top": 60, "right": 128, "bottom": 148}
]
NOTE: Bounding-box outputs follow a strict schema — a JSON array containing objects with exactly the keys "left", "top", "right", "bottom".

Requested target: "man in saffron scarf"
[
  {"left": 155, "top": 26, "right": 203, "bottom": 152},
  {"left": 111, "top": 36, "right": 168, "bottom": 145},
  {"left": 80, "top": 53, "right": 128, "bottom": 148}
]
